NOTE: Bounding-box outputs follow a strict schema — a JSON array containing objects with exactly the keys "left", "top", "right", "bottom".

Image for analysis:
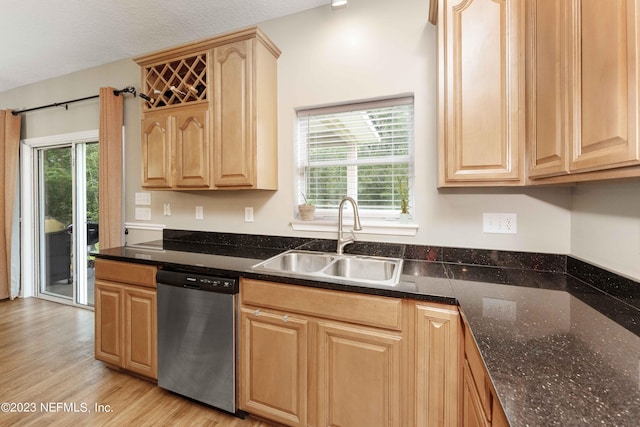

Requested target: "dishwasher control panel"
[{"left": 156, "top": 270, "right": 238, "bottom": 294}]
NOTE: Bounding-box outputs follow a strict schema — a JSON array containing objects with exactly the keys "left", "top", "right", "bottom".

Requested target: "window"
[{"left": 296, "top": 95, "right": 414, "bottom": 220}]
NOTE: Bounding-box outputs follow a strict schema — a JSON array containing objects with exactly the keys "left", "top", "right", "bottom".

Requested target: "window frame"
[{"left": 295, "top": 95, "right": 415, "bottom": 222}]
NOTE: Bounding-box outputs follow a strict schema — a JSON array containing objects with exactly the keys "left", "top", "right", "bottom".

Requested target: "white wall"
[
  {"left": 571, "top": 182, "right": 640, "bottom": 280},
  {"left": 1, "top": 0, "right": 572, "bottom": 255}
]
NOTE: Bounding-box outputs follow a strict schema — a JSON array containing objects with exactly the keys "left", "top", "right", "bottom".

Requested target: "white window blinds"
[{"left": 297, "top": 96, "right": 414, "bottom": 216}]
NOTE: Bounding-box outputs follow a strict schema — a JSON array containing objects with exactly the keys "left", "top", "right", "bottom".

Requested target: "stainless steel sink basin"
[
  {"left": 258, "top": 251, "right": 334, "bottom": 273},
  {"left": 322, "top": 257, "right": 398, "bottom": 282},
  {"left": 252, "top": 250, "right": 403, "bottom": 286}
]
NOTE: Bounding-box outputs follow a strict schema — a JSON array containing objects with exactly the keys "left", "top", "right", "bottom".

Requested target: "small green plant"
[
  {"left": 300, "top": 192, "right": 315, "bottom": 206},
  {"left": 397, "top": 176, "right": 410, "bottom": 214}
]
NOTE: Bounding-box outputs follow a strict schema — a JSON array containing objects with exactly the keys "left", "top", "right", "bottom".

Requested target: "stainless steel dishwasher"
[{"left": 156, "top": 269, "right": 240, "bottom": 415}]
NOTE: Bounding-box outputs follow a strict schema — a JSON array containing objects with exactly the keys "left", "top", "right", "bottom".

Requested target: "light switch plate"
[
  {"left": 135, "top": 207, "right": 151, "bottom": 221},
  {"left": 135, "top": 192, "right": 151, "bottom": 206},
  {"left": 245, "top": 207, "right": 254, "bottom": 222},
  {"left": 195, "top": 206, "right": 204, "bottom": 220}
]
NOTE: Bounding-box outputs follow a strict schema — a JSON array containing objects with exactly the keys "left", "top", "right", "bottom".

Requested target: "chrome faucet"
[{"left": 336, "top": 196, "right": 363, "bottom": 255}]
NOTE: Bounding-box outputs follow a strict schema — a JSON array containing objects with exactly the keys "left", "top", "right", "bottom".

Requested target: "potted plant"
[
  {"left": 397, "top": 176, "right": 410, "bottom": 223},
  {"left": 298, "top": 193, "right": 316, "bottom": 221}
]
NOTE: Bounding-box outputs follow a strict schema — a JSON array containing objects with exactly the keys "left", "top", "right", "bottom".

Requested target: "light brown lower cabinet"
[
  {"left": 94, "top": 259, "right": 158, "bottom": 380},
  {"left": 240, "top": 307, "right": 309, "bottom": 427},
  {"left": 414, "top": 304, "right": 461, "bottom": 427},
  {"left": 463, "top": 362, "right": 490, "bottom": 427},
  {"left": 317, "top": 321, "right": 403, "bottom": 427},
  {"left": 239, "top": 278, "right": 461, "bottom": 427},
  {"left": 462, "top": 321, "right": 509, "bottom": 427}
]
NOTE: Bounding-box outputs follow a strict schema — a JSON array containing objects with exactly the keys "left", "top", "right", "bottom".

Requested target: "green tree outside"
[{"left": 43, "top": 143, "right": 99, "bottom": 226}]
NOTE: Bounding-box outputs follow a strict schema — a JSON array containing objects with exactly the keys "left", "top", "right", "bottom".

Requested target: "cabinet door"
[
  {"left": 213, "top": 40, "right": 255, "bottom": 188},
  {"left": 438, "top": 0, "right": 524, "bottom": 185},
  {"left": 569, "top": 0, "right": 640, "bottom": 172},
  {"left": 175, "top": 105, "right": 210, "bottom": 188},
  {"left": 527, "top": 0, "right": 570, "bottom": 178},
  {"left": 240, "top": 308, "right": 308, "bottom": 427},
  {"left": 414, "top": 304, "right": 461, "bottom": 427},
  {"left": 95, "top": 281, "right": 124, "bottom": 367},
  {"left": 317, "top": 321, "right": 402, "bottom": 427},
  {"left": 123, "top": 286, "right": 157, "bottom": 379},
  {"left": 142, "top": 113, "right": 173, "bottom": 188},
  {"left": 463, "top": 362, "right": 491, "bottom": 427}
]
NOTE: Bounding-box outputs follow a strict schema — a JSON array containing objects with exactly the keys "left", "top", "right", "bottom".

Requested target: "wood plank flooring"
[{"left": 0, "top": 298, "right": 275, "bottom": 426}]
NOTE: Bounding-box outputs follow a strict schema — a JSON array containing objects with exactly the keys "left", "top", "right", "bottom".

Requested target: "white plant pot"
[
  {"left": 298, "top": 204, "right": 316, "bottom": 221},
  {"left": 399, "top": 213, "right": 410, "bottom": 224}
]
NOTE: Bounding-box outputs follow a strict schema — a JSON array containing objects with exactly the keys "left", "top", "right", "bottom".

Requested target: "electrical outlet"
[
  {"left": 482, "top": 297, "right": 517, "bottom": 322},
  {"left": 483, "top": 213, "right": 517, "bottom": 234},
  {"left": 195, "top": 206, "right": 204, "bottom": 220},
  {"left": 163, "top": 203, "right": 171, "bottom": 216},
  {"left": 134, "top": 207, "right": 151, "bottom": 221},
  {"left": 245, "top": 207, "right": 254, "bottom": 222}
]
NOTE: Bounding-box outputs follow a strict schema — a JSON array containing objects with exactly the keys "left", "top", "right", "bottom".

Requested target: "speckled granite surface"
[
  {"left": 448, "top": 264, "right": 640, "bottom": 426},
  {"left": 97, "top": 230, "right": 640, "bottom": 426}
]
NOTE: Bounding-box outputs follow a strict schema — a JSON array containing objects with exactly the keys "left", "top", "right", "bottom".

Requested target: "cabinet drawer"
[
  {"left": 95, "top": 259, "right": 157, "bottom": 288},
  {"left": 464, "top": 328, "right": 492, "bottom": 421},
  {"left": 241, "top": 278, "right": 402, "bottom": 330}
]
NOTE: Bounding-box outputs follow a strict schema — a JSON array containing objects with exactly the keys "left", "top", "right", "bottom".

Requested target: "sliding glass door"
[{"left": 37, "top": 141, "right": 99, "bottom": 306}]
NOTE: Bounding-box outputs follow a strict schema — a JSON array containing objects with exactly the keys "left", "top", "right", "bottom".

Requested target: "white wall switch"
[
  {"left": 134, "top": 207, "right": 151, "bottom": 221},
  {"left": 163, "top": 203, "right": 171, "bottom": 216},
  {"left": 245, "top": 207, "right": 254, "bottom": 222},
  {"left": 483, "top": 213, "right": 517, "bottom": 234},
  {"left": 195, "top": 206, "right": 204, "bottom": 220},
  {"left": 135, "top": 192, "right": 151, "bottom": 206}
]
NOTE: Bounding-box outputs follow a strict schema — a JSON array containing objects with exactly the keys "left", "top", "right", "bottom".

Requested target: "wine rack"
[{"left": 142, "top": 52, "right": 207, "bottom": 110}]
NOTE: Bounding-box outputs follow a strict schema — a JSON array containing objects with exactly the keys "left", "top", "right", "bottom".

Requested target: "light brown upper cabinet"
[
  {"left": 212, "top": 39, "right": 278, "bottom": 188},
  {"left": 142, "top": 104, "right": 210, "bottom": 189},
  {"left": 527, "top": 0, "right": 640, "bottom": 182},
  {"left": 135, "top": 27, "right": 280, "bottom": 190},
  {"left": 433, "top": 0, "right": 526, "bottom": 187},
  {"left": 526, "top": 0, "right": 569, "bottom": 179}
]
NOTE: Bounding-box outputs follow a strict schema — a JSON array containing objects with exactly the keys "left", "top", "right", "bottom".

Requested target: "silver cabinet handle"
[
  {"left": 254, "top": 309, "right": 260, "bottom": 316},
  {"left": 283, "top": 315, "right": 289, "bottom": 323}
]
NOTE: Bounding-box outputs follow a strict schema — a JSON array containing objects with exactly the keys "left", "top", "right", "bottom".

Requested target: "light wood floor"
[{"left": 0, "top": 298, "right": 274, "bottom": 426}]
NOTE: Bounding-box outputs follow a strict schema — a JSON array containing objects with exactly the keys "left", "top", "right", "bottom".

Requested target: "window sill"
[{"left": 290, "top": 219, "right": 418, "bottom": 236}]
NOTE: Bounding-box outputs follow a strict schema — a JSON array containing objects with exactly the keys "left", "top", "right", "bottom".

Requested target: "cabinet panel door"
[
  {"left": 527, "top": 0, "right": 570, "bottom": 178},
  {"left": 415, "top": 304, "right": 461, "bottom": 427},
  {"left": 175, "top": 105, "right": 210, "bottom": 188},
  {"left": 123, "top": 286, "right": 157, "bottom": 379},
  {"left": 213, "top": 40, "right": 255, "bottom": 188},
  {"left": 463, "top": 362, "right": 491, "bottom": 427},
  {"left": 570, "top": 0, "right": 640, "bottom": 171},
  {"left": 439, "top": 0, "right": 524, "bottom": 184},
  {"left": 317, "top": 321, "right": 402, "bottom": 427},
  {"left": 95, "top": 281, "right": 124, "bottom": 367},
  {"left": 240, "top": 308, "right": 308, "bottom": 427},
  {"left": 142, "top": 114, "right": 173, "bottom": 188}
]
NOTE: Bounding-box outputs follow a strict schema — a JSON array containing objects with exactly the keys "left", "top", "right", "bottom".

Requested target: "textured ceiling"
[{"left": 0, "top": 0, "right": 329, "bottom": 93}]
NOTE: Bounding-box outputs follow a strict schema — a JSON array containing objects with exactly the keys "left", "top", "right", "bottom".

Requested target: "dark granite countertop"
[{"left": 95, "top": 231, "right": 640, "bottom": 426}]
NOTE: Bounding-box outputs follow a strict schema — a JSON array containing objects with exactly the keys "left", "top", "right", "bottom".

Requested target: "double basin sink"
[{"left": 252, "top": 250, "right": 403, "bottom": 287}]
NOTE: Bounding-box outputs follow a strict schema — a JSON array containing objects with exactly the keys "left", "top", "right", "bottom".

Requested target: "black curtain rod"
[{"left": 11, "top": 86, "right": 136, "bottom": 116}]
